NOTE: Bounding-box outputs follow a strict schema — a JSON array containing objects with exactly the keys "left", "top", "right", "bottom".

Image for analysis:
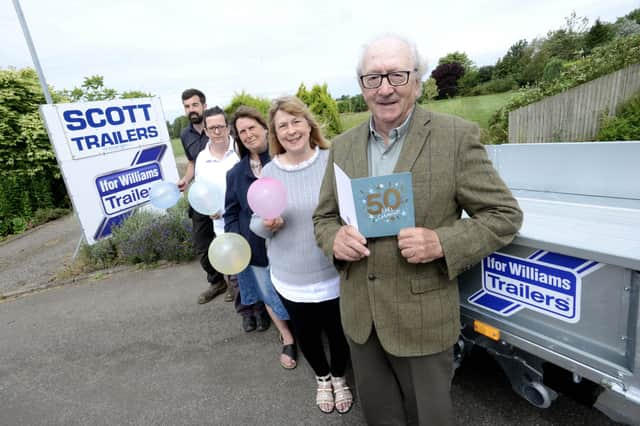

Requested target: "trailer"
[{"left": 458, "top": 141, "right": 640, "bottom": 425}]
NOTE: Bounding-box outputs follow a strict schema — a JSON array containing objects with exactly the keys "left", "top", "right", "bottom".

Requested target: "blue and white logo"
[
  {"left": 468, "top": 251, "right": 602, "bottom": 323},
  {"left": 92, "top": 145, "right": 167, "bottom": 240}
]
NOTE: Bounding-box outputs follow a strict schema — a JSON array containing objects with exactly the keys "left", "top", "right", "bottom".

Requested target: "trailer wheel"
[{"left": 523, "top": 381, "right": 554, "bottom": 408}]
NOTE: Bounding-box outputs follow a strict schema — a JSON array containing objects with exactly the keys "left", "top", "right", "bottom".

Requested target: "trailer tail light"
[{"left": 474, "top": 320, "right": 500, "bottom": 341}]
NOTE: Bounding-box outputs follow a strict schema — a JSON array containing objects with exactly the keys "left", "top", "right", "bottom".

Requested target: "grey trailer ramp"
[{"left": 458, "top": 141, "right": 640, "bottom": 425}]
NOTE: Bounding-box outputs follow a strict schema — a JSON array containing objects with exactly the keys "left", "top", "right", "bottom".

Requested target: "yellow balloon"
[{"left": 208, "top": 233, "right": 251, "bottom": 275}]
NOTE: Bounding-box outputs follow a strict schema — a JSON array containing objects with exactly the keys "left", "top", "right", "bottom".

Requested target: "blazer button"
[{"left": 368, "top": 273, "right": 376, "bottom": 281}]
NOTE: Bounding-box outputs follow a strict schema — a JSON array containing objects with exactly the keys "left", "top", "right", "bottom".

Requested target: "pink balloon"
[{"left": 247, "top": 177, "right": 287, "bottom": 219}]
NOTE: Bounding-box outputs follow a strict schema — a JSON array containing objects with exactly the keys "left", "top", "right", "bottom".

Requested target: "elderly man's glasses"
[
  {"left": 359, "top": 70, "right": 413, "bottom": 89},
  {"left": 206, "top": 124, "right": 227, "bottom": 132}
]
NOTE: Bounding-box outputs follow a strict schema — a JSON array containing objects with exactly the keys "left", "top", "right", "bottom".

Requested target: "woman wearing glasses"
[{"left": 251, "top": 97, "right": 353, "bottom": 415}]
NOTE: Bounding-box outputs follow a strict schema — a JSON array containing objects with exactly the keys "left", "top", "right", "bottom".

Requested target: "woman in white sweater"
[{"left": 251, "top": 97, "right": 353, "bottom": 415}]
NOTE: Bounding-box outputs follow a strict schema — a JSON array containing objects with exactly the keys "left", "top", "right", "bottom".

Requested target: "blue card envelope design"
[{"left": 333, "top": 163, "right": 415, "bottom": 238}]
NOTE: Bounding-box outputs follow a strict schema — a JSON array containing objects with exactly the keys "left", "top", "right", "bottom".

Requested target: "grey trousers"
[{"left": 348, "top": 329, "right": 454, "bottom": 426}]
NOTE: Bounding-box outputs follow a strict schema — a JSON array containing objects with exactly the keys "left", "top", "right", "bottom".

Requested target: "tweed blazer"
[{"left": 313, "top": 107, "right": 522, "bottom": 357}]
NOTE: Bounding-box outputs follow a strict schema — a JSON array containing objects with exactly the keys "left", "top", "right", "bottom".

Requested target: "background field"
[
  {"left": 171, "top": 138, "right": 184, "bottom": 157},
  {"left": 171, "top": 91, "right": 515, "bottom": 160},
  {"left": 340, "top": 91, "right": 515, "bottom": 132}
]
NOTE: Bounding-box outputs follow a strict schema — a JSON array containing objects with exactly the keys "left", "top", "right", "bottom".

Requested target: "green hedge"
[
  {"left": 487, "top": 33, "right": 640, "bottom": 144},
  {"left": 0, "top": 68, "right": 69, "bottom": 237},
  {"left": 598, "top": 93, "right": 640, "bottom": 140}
]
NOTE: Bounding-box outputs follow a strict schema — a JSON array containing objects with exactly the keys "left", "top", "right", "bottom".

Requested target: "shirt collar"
[
  {"left": 204, "top": 136, "right": 235, "bottom": 160},
  {"left": 188, "top": 121, "right": 205, "bottom": 136},
  {"left": 369, "top": 106, "right": 415, "bottom": 141}
]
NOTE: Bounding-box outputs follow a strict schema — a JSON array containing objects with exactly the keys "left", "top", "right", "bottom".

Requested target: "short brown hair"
[{"left": 267, "top": 96, "right": 329, "bottom": 157}]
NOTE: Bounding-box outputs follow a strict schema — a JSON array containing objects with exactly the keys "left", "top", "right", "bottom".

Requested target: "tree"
[
  {"left": 477, "top": 66, "right": 494, "bottom": 84},
  {"left": 224, "top": 91, "right": 271, "bottom": 118},
  {"left": 336, "top": 95, "right": 352, "bottom": 113},
  {"left": 0, "top": 68, "right": 68, "bottom": 235},
  {"left": 168, "top": 115, "right": 189, "bottom": 139},
  {"left": 60, "top": 75, "right": 152, "bottom": 102},
  {"left": 296, "top": 83, "right": 343, "bottom": 138},
  {"left": 430, "top": 63, "right": 465, "bottom": 99},
  {"left": 627, "top": 8, "right": 640, "bottom": 25},
  {"left": 121, "top": 90, "right": 152, "bottom": 99},
  {"left": 487, "top": 33, "right": 640, "bottom": 144},
  {"left": 458, "top": 69, "right": 482, "bottom": 96},
  {"left": 584, "top": 19, "right": 615, "bottom": 53},
  {"left": 296, "top": 83, "right": 311, "bottom": 105},
  {"left": 541, "top": 58, "right": 565, "bottom": 82},
  {"left": 61, "top": 75, "right": 117, "bottom": 102},
  {"left": 417, "top": 78, "right": 438, "bottom": 103},
  {"left": 493, "top": 39, "right": 530, "bottom": 82},
  {"left": 613, "top": 17, "right": 640, "bottom": 37},
  {"left": 350, "top": 94, "right": 367, "bottom": 112},
  {"left": 438, "top": 51, "right": 474, "bottom": 72},
  {"left": 336, "top": 94, "right": 367, "bottom": 113}
]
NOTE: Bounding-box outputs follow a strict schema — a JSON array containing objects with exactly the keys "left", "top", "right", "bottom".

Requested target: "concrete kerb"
[{"left": 0, "top": 263, "right": 137, "bottom": 302}]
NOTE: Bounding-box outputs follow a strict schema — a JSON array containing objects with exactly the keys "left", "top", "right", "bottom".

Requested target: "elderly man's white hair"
[{"left": 356, "top": 34, "right": 428, "bottom": 83}]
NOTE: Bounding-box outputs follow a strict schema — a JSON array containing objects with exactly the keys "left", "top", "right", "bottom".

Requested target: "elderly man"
[{"left": 313, "top": 35, "right": 522, "bottom": 425}]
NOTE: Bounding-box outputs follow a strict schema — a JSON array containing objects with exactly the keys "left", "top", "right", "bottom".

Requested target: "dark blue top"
[
  {"left": 180, "top": 122, "right": 208, "bottom": 162},
  {"left": 224, "top": 150, "right": 271, "bottom": 266}
]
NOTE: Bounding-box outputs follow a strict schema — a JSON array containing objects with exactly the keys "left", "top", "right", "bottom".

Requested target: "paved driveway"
[{"left": 0, "top": 214, "right": 621, "bottom": 425}]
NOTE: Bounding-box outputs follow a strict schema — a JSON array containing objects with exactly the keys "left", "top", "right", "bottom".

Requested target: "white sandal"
[
  {"left": 331, "top": 375, "right": 353, "bottom": 414},
  {"left": 315, "top": 374, "right": 334, "bottom": 414}
]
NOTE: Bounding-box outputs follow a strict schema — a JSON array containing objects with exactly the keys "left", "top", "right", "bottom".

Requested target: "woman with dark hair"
[
  {"left": 251, "top": 97, "right": 353, "bottom": 415},
  {"left": 224, "top": 106, "right": 296, "bottom": 369}
]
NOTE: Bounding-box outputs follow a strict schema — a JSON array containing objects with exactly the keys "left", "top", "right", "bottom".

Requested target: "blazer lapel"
[
  {"left": 344, "top": 120, "right": 370, "bottom": 179},
  {"left": 393, "top": 107, "right": 432, "bottom": 173}
]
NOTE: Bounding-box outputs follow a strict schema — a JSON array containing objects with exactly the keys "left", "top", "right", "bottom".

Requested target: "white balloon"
[{"left": 188, "top": 180, "right": 224, "bottom": 215}]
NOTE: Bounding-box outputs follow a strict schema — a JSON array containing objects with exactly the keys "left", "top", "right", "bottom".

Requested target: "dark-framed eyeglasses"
[
  {"left": 359, "top": 70, "right": 413, "bottom": 89},
  {"left": 206, "top": 124, "right": 227, "bottom": 133}
]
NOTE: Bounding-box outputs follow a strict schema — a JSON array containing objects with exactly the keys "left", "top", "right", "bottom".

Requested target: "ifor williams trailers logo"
[
  {"left": 92, "top": 145, "right": 166, "bottom": 241},
  {"left": 468, "top": 251, "right": 602, "bottom": 323}
]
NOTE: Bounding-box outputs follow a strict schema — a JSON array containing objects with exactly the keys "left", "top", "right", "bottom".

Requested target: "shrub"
[
  {"left": 79, "top": 237, "right": 118, "bottom": 271},
  {"left": 597, "top": 93, "right": 640, "bottom": 141},
  {"left": 458, "top": 70, "right": 481, "bottom": 96},
  {"left": 430, "top": 63, "right": 465, "bottom": 99},
  {"left": 418, "top": 78, "right": 439, "bottom": 103},
  {"left": 488, "top": 33, "right": 640, "bottom": 144},
  {"left": 224, "top": 91, "right": 271, "bottom": 118},
  {"left": 0, "top": 68, "right": 69, "bottom": 238},
  {"left": 79, "top": 198, "right": 195, "bottom": 270},
  {"left": 30, "top": 208, "right": 70, "bottom": 226},
  {"left": 468, "top": 78, "right": 518, "bottom": 96},
  {"left": 336, "top": 94, "right": 367, "bottom": 113},
  {"left": 296, "top": 83, "right": 343, "bottom": 138},
  {"left": 541, "top": 58, "right": 566, "bottom": 83},
  {"left": 114, "top": 210, "right": 194, "bottom": 264}
]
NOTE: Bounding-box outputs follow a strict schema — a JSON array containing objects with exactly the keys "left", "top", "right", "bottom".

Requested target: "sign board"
[
  {"left": 468, "top": 250, "right": 603, "bottom": 323},
  {"left": 40, "top": 97, "right": 179, "bottom": 245}
]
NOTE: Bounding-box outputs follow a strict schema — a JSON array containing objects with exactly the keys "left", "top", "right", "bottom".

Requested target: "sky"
[{"left": 1, "top": 0, "right": 638, "bottom": 121}]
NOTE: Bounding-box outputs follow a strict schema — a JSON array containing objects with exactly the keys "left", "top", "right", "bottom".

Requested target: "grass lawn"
[
  {"left": 422, "top": 92, "right": 515, "bottom": 129},
  {"left": 340, "top": 91, "right": 515, "bottom": 132},
  {"left": 171, "top": 137, "right": 184, "bottom": 157}
]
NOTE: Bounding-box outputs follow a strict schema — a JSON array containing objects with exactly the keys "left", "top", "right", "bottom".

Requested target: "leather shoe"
[
  {"left": 242, "top": 316, "right": 257, "bottom": 332},
  {"left": 256, "top": 312, "right": 271, "bottom": 332},
  {"left": 198, "top": 281, "right": 227, "bottom": 304}
]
